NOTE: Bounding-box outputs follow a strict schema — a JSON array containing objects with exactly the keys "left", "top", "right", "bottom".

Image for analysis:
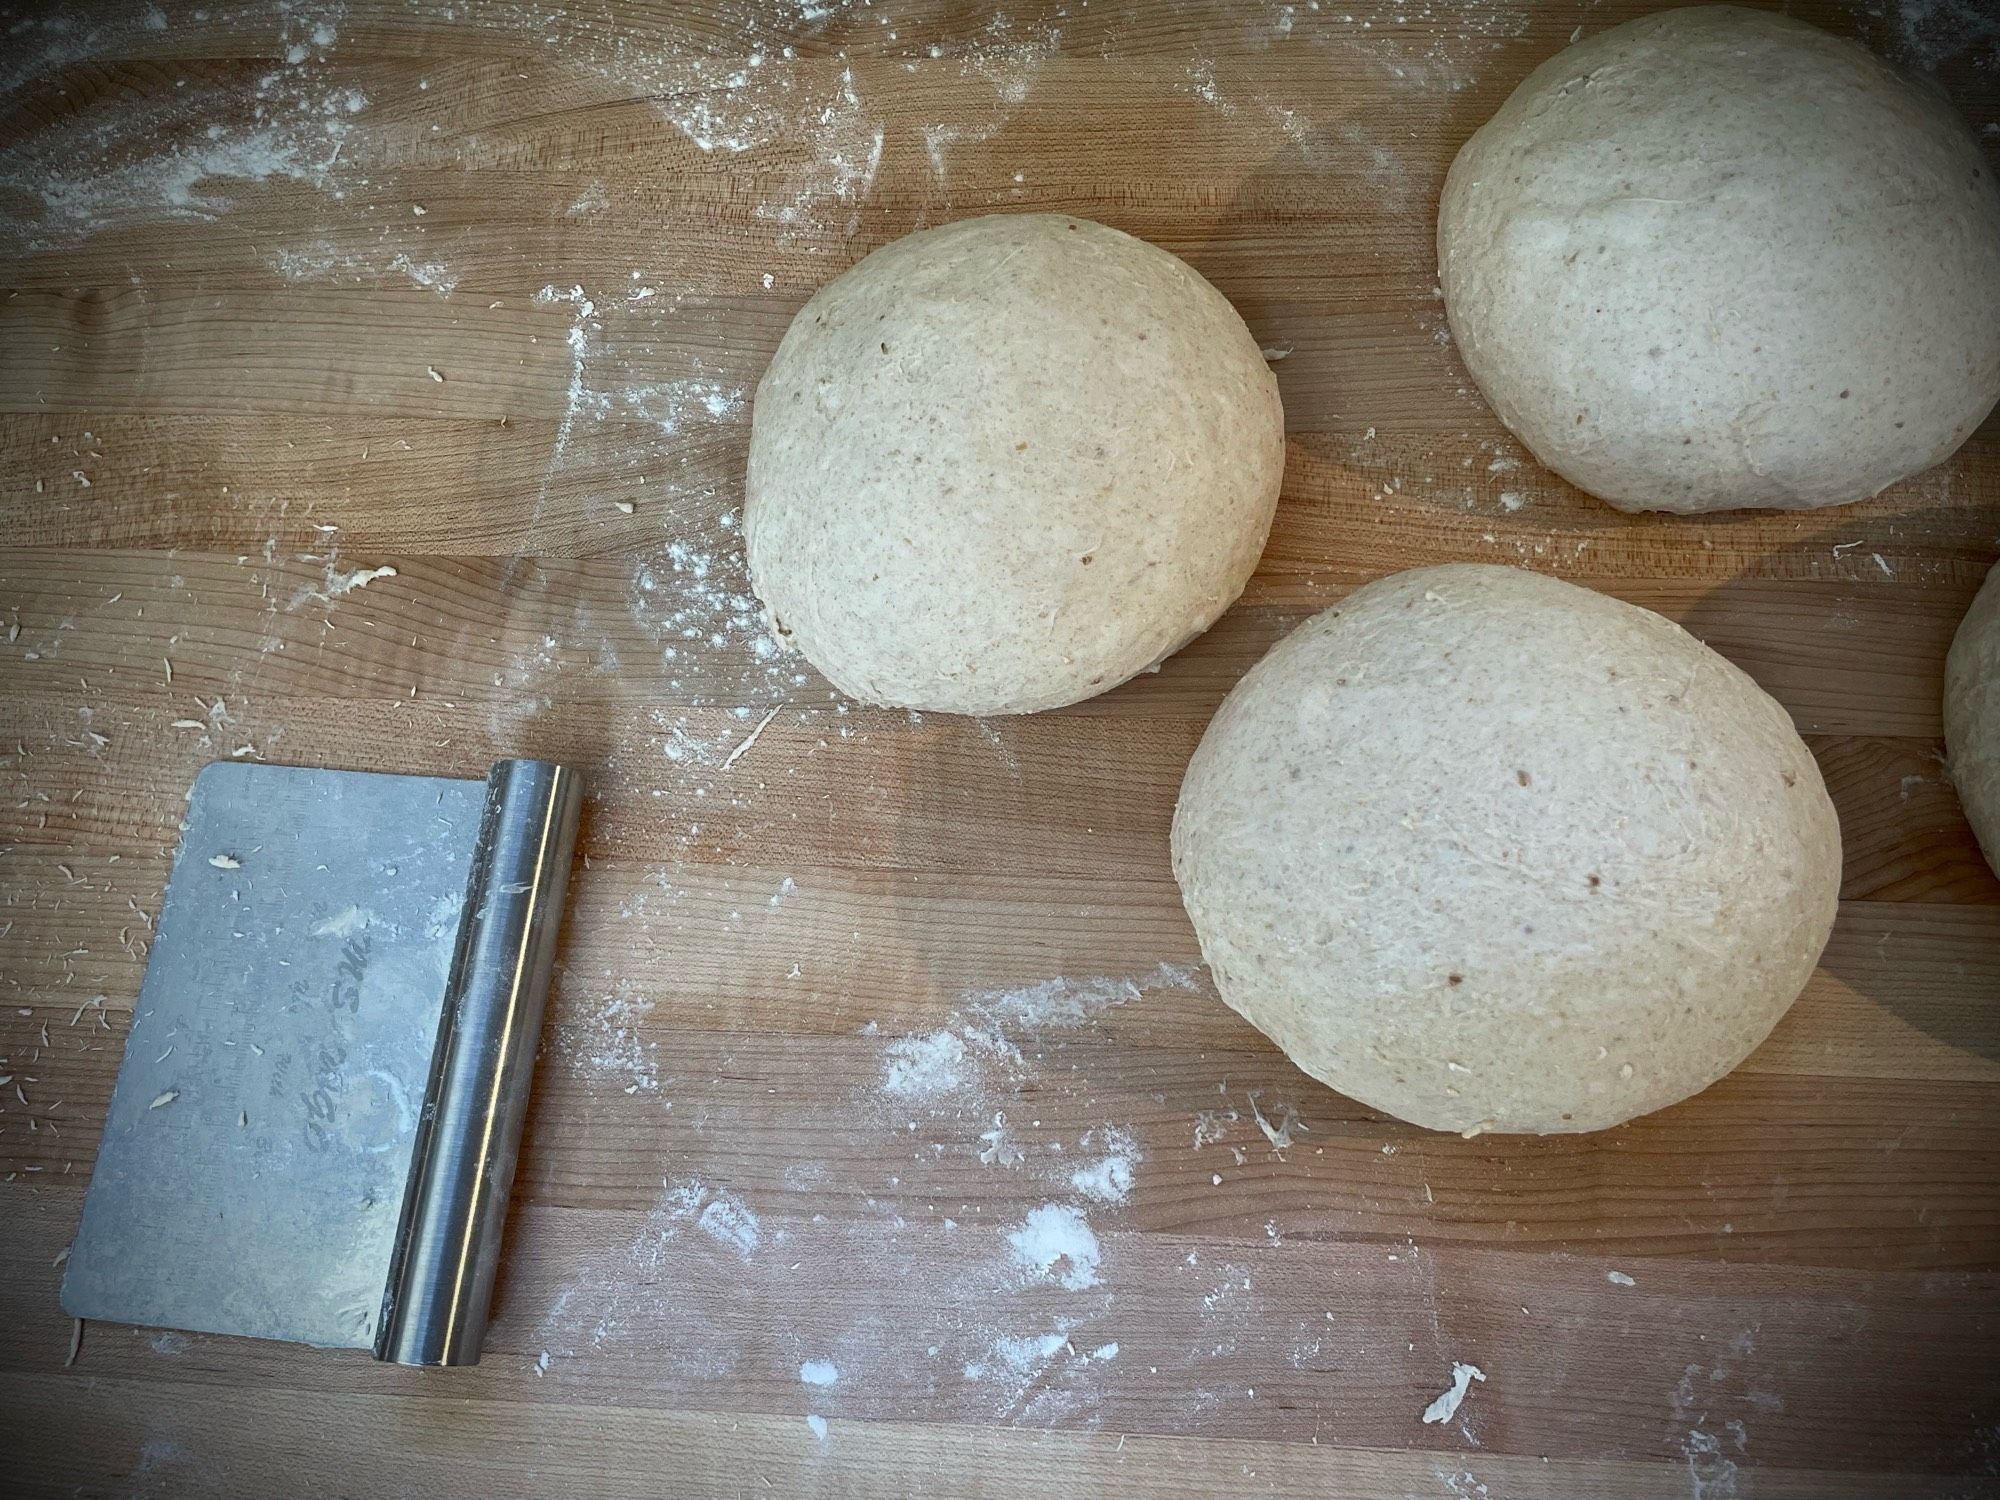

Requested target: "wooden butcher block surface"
[{"left": 1, "top": 2, "right": 1997, "bottom": 1495}]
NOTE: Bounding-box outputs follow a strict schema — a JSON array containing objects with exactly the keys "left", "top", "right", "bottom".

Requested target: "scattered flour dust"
[
  {"left": 386, "top": 253, "right": 458, "bottom": 296},
  {"left": 539, "top": 1174, "right": 763, "bottom": 1360},
  {"left": 533, "top": 284, "right": 605, "bottom": 509},
  {"left": 970, "top": 963, "right": 1203, "bottom": 1033},
  {"left": 0, "top": 3, "right": 364, "bottom": 253},
  {"left": 844, "top": 963, "right": 1200, "bottom": 1422},
  {"left": 271, "top": 240, "right": 459, "bottom": 297},
  {"left": 636, "top": 50, "right": 882, "bottom": 241},
  {"left": 1682, "top": 1429, "right": 1741, "bottom": 1500},
  {"left": 530, "top": 966, "right": 1202, "bottom": 1430},
  {"left": 0, "top": 2, "right": 1058, "bottom": 266},
  {"left": 696, "top": 1194, "right": 762, "bottom": 1259},
  {"left": 922, "top": 119, "right": 1002, "bottom": 181},
  {"left": 1006, "top": 1203, "right": 1102, "bottom": 1291},
  {"left": 1068, "top": 1125, "right": 1141, "bottom": 1204},
  {"left": 659, "top": 1177, "right": 763, "bottom": 1262},
  {"left": 882, "top": 1029, "right": 969, "bottom": 1101},
  {"left": 627, "top": 520, "right": 802, "bottom": 717},
  {"left": 522, "top": 283, "right": 766, "bottom": 692},
  {"left": 957, "top": 1311, "right": 1120, "bottom": 1425},
  {"left": 566, "top": 179, "right": 611, "bottom": 217},
  {"left": 624, "top": 380, "right": 746, "bottom": 435},
  {"left": 1193, "top": 1108, "right": 1234, "bottom": 1149},
  {"left": 868, "top": 962, "right": 1199, "bottom": 1195},
  {"left": 869, "top": 962, "right": 1314, "bottom": 1260},
  {"left": 555, "top": 981, "right": 661, "bottom": 1094},
  {"left": 610, "top": 9, "right": 1062, "bottom": 230}
]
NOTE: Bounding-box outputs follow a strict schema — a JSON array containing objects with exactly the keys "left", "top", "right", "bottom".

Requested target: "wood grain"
[{"left": 3, "top": 1, "right": 1998, "bottom": 1496}]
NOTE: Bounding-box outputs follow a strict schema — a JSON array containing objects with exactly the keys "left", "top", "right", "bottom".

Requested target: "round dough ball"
[
  {"left": 1438, "top": 6, "right": 2000, "bottom": 514},
  {"left": 1171, "top": 564, "right": 1841, "bottom": 1135},
  {"left": 745, "top": 213, "right": 1284, "bottom": 715},
  {"left": 1946, "top": 562, "right": 2000, "bottom": 878}
]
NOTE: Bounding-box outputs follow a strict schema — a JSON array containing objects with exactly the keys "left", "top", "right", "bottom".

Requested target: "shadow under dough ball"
[
  {"left": 744, "top": 213, "right": 1285, "bottom": 716},
  {"left": 1438, "top": 5, "right": 2000, "bottom": 514},
  {"left": 1171, "top": 564, "right": 1842, "bottom": 1136}
]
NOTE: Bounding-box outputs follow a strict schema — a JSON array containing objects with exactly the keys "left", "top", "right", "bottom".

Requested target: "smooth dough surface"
[
  {"left": 1946, "top": 562, "right": 2000, "bottom": 878},
  {"left": 1438, "top": 6, "right": 2000, "bottom": 514},
  {"left": 745, "top": 213, "right": 1284, "bottom": 716},
  {"left": 1171, "top": 564, "right": 1841, "bottom": 1136}
]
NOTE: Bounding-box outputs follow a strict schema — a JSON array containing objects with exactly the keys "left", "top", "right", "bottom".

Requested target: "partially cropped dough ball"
[
  {"left": 1946, "top": 562, "right": 2000, "bottom": 878},
  {"left": 1172, "top": 564, "right": 1841, "bottom": 1136},
  {"left": 745, "top": 213, "right": 1284, "bottom": 715},
  {"left": 1438, "top": 6, "right": 2000, "bottom": 514}
]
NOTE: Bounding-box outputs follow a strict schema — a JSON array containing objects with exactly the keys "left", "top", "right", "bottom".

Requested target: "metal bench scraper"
[{"left": 61, "top": 757, "right": 583, "bottom": 1366}]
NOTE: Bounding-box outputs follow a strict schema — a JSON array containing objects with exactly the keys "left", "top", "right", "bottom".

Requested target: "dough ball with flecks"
[
  {"left": 1947, "top": 562, "right": 2000, "bottom": 879},
  {"left": 1172, "top": 564, "right": 1841, "bottom": 1135},
  {"left": 1439, "top": 7, "right": 2000, "bottom": 512},
  {"left": 746, "top": 213, "right": 1284, "bottom": 715}
]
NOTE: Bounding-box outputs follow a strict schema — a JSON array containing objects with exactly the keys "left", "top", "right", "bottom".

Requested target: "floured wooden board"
[{"left": 2, "top": 2, "right": 1998, "bottom": 1496}]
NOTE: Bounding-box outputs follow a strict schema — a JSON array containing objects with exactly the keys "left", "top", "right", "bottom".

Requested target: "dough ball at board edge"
[
  {"left": 744, "top": 212, "right": 1285, "bottom": 716},
  {"left": 1170, "top": 564, "right": 1842, "bottom": 1136},
  {"left": 1947, "top": 561, "right": 2000, "bottom": 879},
  {"left": 1437, "top": 5, "right": 2000, "bottom": 515}
]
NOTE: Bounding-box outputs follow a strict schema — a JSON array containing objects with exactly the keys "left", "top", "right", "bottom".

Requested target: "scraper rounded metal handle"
[{"left": 376, "top": 758, "right": 583, "bottom": 1365}]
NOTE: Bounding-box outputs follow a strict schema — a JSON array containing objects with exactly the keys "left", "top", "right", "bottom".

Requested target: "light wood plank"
[
  {"left": 3, "top": 1191, "right": 1997, "bottom": 1483},
  {"left": 12, "top": 1377, "right": 1988, "bottom": 1500},
  {"left": 0, "top": 548, "right": 1988, "bottom": 735}
]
